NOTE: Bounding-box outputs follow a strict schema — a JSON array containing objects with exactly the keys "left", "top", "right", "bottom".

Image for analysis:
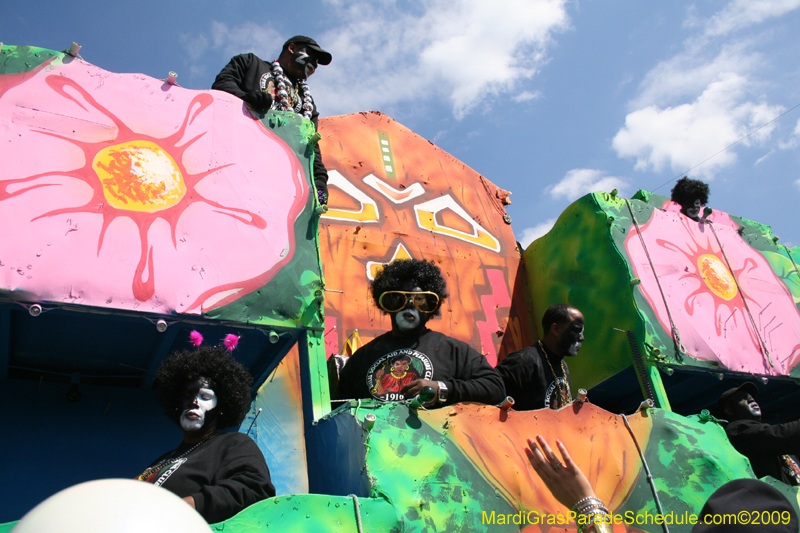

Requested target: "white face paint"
[
  {"left": 179, "top": 384, "right": 218, "bottom": 432},
  {"left": 568, "top": 325, "right": 584, "bottom": 356},
  {"left": 686, "top": 199, "right": 703, "bottom": 219},
  {"left": 567, "top": 341, "right": 583, "bottom": 357},
  {"left": 395, "top": 308, "right": 421, "bottom": 332},
  {"left": 291, "top": 47, "right": 317, "bottom": 79},
  {"left": 392, "top": 283, "right": 426, "bottom": 333}
]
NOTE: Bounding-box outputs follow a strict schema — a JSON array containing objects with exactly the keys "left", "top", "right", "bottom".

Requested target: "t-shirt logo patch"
[
  {"left": 367, "top": 349, "right": 433, "bottom": 401},
  {"left": 137, "top": 457, "right": 187, "bottom": 486},
  {"left": 544, "top": 378, "right": 570, "bottom": 409}
]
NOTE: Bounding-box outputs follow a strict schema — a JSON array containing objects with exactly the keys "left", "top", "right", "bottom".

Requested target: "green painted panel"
[
  {"left": 358, "top": 402, "right": 519, "bottom": 532},
  {"left": 525, "top": 189, "right": 800, "bottom": 389},
  {"left": 524, "top": 192, "right": 645, "bottom": 391},
  {"left": 0, "top": 44, "right": 62, "bottom": 75},
  {"left": 211, "top": 494, "right": 399, "bottom": 533},
  {"left": 205, "top": 110, "right": 325, "bottom": 330}
]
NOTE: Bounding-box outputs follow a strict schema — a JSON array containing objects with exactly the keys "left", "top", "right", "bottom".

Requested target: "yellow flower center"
[
  {"left": 697, "top": 254, "right": 737, "bottom": 300},
  {"left": 93, "top": 141, "right": 185, "bottom": 212}
]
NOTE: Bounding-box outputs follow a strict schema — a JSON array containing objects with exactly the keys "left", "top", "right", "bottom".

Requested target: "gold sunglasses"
[{"left": 378, "top": 291, "right": 440, "bottom": 313}]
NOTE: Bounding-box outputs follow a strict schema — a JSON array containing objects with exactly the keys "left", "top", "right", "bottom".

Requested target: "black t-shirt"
[
  {"left": 140, "top": 432, "right": 275, "bottom": 523},
  {"left": 335, "top": 329, "right": 506, "bottom": 406},
  {"left": 496, "top": 344, "right": 571, "bottom": 410}
]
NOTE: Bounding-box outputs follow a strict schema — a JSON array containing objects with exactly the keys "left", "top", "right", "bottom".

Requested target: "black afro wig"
[
  {"left": 155, "top": 346, "right": 253, "bottom": 429},
  {"left": 371, "top": 259, "right": 447, "bottom": 316},
  {"left": 671, "top": 177, "right": 709, "bottom": 208}
]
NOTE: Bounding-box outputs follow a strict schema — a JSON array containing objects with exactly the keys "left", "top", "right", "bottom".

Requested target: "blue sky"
[{"left": 4, "top": 0, "right": 800, "bottom": 246}]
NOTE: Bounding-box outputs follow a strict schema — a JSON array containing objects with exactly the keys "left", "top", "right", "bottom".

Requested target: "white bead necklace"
[{"left": 270, "top": 60, "right": 314, "bottom": 120}]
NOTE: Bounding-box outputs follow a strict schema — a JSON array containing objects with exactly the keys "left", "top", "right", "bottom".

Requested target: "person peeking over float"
[
  {"left": 671, "top": 176, "right": 710, "bottom": 221},
  {"left": 137, "top": 332, "right": 275, "bottom": 523},
  {"left": 334, "top": 258, "right": 506, "bottom": 407}
]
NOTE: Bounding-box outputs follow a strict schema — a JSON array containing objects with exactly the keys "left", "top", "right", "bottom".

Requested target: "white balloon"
[{"left": 13, "top": 479, "right": 212, "bottom": 533}]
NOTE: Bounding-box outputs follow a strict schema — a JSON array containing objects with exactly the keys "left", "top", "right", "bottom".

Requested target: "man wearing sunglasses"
[{"left": 335, "top": 259, "right": 505, "bottom": 407}]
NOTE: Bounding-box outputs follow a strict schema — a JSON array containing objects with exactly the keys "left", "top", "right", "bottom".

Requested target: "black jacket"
[
  {"left": 336, "top": 328, "right": 506, "bottom": 406},
  {"left": 212, "top": 53, "right": 329, "bottom": 196},
  {"left": 725, "top": 418, "right": 800, "bottom": 483},
  {"left": 144, "top": 432, "right": 275, "bottom": 523},
  {"left": 496, "top": 344, "right": 572, "bottom": 410}
]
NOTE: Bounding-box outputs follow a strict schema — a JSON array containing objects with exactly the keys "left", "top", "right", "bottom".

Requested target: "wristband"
[{"left": 437, "top": 381, "right": 448, "bottom": 402}]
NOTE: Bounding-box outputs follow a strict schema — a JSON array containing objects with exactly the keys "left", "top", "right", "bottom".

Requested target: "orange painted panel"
[
  {"left": 318, "top": 112, "right": 534, "bottom": 366},
  {"left": 421, "top": 403, "right": 651, "bottom": 523}
]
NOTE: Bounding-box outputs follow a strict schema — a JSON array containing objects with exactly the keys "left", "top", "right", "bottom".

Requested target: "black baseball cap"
[
  {"left": 718, "top": 382, "right": 758, "bottom": 413},
  {"left": 283, "top": 36, "right": 332, "bottom": 65}
]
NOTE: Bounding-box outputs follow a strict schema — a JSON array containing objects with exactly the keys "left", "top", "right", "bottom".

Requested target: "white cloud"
[
  {"left": 631, "top": 42, "right": 760, "bottom": 109},
  {"left": 518, "top": 218, "right": 556, "bottom": 248},
  {"left": 779, "top": 119, "right": 800, "bottom": 150},
  {"left": 615, "top": 0, "right": 797, "bottom": 181},
  {"left": 613, "top": 73, "right": 784, "bottom": 178},
  {"left": 546, "top": 169, "right": 627, "bottom": 201},
  {"left": 183, "top": 1, "right": 570, "bottom": 118},
  {"left": 513, "top": 91, "right": 541, "bottom": 102},
  {"left": 190, "top": 0, "right": 570, "bottom": 119},
  {"left": 755, "top": 149, "right": 775, "bottom": 165},
  {"left": 703, "top": 0, "right": 800, "bottom": 37}
]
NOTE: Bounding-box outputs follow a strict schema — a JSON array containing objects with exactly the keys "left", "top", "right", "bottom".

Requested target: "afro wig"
[
  {"left": 155, "top": 346, "right": 253, "bottom": 429},
  {"left": 371, "top": 259, "right": 448, "bottom": 316},
  {"left": 671, "top": 177, "right": 709, "bottom": 209}
]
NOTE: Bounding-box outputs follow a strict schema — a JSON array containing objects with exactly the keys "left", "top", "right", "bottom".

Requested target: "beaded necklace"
[
  {"left": 538, "top": 340, "right": 572, "bottom": 406},
  {"left": 137, "top": 431, "right": 219, "bottom": 481},
  {"left": 270, "top": 60, "right": 314, "bottom": 120}
]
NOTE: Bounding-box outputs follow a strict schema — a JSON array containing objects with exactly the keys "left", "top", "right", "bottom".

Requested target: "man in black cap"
[
  {"left": 496, "top": 304, "right": 585, "bottom": 410},
  {"left": 721, "top": 382, "right": 800, "bottom": 485},
  {"left": 212, "top": 36, "right": 332, "bottom": 204}
]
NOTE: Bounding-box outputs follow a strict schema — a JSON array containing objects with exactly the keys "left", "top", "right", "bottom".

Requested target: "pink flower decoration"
[
  {"left": 223, "top": 334, "right": 239, "bottom": 352},
  {"left": 662, "top": 200, "right": 738, "bottom": 228},
  {"left": 189, "top": 330, "right": 204, "bottom": 347},
  {"left": 625, "top": 208, "right": 800, "bottom": 375},
  {"left": 0, "top": 56, "right": 307, "bottom": 314}
]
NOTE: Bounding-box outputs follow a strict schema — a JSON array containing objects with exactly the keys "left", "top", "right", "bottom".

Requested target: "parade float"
[{"left": 2, "top": 44, "right": 800, "bottom": 532}]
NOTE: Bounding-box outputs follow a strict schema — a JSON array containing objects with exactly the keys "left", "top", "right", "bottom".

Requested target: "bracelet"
[
  {"left": 571, "top": 496, "right": 605, "bottom": 514},
  {"left": 576, "top": 509, "right": 611, "bottom": 533},
  {"left": 575, "top": 502, "right": 608, "bottom": 516},
  {"left": 574, "top": 499, "right": 609, "bottom": 512},
  {"left": 573, "top": 498, "right": 608, "bottom": 515},
  {"left": 571, "top": 496, "right": 596, "bottom": 512}
]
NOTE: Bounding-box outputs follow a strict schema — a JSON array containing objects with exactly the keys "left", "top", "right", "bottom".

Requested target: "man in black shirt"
[
  {"left": 335, "top": 259, "right": 505, "bottom": 407},
  {"left": 212, "top": 36, "right": 332, "bottom": 204},
  {"left": 138, "top": 346, "right": 275, "bottom": 522},
  {"left": 496, "top": 304, "right": 585, "bottom": 410},
  {"left": 721, "top": 382, "right": 800, "bottom": 485}
]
